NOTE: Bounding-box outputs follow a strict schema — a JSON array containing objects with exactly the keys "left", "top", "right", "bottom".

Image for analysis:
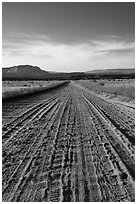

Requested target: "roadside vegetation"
[
  {"left": 76, "top": 79, "right": 135, "bottom": 98},
  {"left": 2, "top": 80, "right": 69, "bottom": 100}
]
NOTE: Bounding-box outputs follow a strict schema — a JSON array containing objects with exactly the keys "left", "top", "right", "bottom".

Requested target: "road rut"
[{"left": 2, "top": 81, "right": 135, "bottom": 202}]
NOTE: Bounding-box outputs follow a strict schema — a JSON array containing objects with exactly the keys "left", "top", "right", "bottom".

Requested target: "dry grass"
[
  {"left": 77, "top": 79, "right": 135, "bottom": 98},
  {"left": 2, "top": 81, "right": 67, "bottom": 100},
  {"left": 100, "top": 84, "right": 135, "bottom": 98}
]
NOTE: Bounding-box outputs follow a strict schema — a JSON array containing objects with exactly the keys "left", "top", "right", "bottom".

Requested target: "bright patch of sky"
[{"left": 2, "top": 2, "right": 135, "bottom": 72}]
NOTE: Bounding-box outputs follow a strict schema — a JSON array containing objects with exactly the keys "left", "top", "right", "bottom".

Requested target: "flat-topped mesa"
[{"left": 2, "top": 65, "right": 48, "bottom": 79}]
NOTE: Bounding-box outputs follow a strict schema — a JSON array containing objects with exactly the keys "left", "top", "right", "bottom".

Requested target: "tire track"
[
  {"left": 81, "top": 89, "right": 135, "bottom": 145},
  {"left": 83, "top": 95, "right": 135, "bottom": 174},
  {"left": 2, "top": 95, "right": 58, "bottom": 140},
  {"left": 2, "top": 86, "right": 68, "bottom": 142},
  {"left": 82, "top": 96, "right": 135, "bottom": 201},
  {"left": 3, "top": 86, "right": 70, "bottom": 201},
  {"left": 10, "top": 93, "right": 71, "bottom": 202},
  {"left": 70, "top": 82, "right": 134, "bottom": 201},
  {"left": 2, "top": 81, "right": 135, "bottom": 202}
]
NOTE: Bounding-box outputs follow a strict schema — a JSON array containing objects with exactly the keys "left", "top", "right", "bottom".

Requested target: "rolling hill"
[
  {"left": 86, "top": 68, "right": 135, "bottom": 75},
  {"left": 2, "top": 65, "right": 135, "bottom": 80}
]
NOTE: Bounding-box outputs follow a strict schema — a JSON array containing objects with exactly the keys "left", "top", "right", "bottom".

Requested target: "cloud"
[
  {"left": 91, "top": 39, "right": 134, "bottom": 52},
  {"left": 8, "top": 31, "right": 49, "bottom": 40},
  {"left": 2, "top": 33, "right": 135, "bottom": 72}
]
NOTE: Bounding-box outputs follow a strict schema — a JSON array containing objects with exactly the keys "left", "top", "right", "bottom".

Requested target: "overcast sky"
[{"left": 2, "top": 2, "right": 135, "bottom": 72}]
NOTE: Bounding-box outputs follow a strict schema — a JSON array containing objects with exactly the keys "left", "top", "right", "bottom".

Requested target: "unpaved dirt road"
[{"left": 2, "top": 81, "right": 135, "bottom": 202}]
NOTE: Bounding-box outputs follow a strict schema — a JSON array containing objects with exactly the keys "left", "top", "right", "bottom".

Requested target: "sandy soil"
[{"left": 2, "top": 81, "right": 135, "bottom": 202}]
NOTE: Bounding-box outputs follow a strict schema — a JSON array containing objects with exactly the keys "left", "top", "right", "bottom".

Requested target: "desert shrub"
[
  {"left": 100, "top": 82, "right": 105, "bottom": 86},
  {"left": 93, "top": 79, "right": 97, "bottom": 82}
]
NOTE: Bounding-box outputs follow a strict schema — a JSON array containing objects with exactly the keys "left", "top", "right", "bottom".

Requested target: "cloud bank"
[{"left": 2, "top": 32, "right": 135, "bottom": 72}]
